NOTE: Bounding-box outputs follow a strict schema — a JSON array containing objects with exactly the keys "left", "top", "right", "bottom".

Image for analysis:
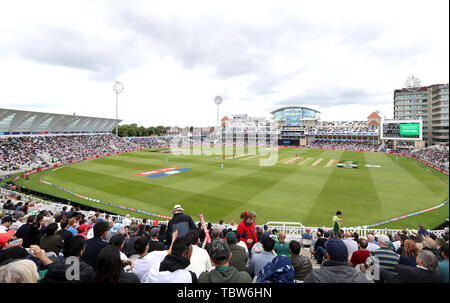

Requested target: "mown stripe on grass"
[
  {"left": 304, "top": 151, "right": 382, "bottom": 227},
  {"left": 387, "top": 155, "right": 448, "bottom": 196}
]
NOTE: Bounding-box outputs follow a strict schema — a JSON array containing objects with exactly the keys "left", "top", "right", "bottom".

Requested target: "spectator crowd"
[
  {"left": 305, "top": 121, "right": 379, "bottom": 135},
  {"left": 309, "top": 141, "right": 381, "bottom": 151},
  {"left": 412, "top": 147, "right": 449, "bottom": 171},
  {"left": 1, "top": 135, "right": 138, "bottom": 174}
]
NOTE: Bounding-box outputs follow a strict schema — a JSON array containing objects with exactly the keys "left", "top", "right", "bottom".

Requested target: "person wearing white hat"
[{"left": 166, "top": 204, "right": 196, "bottom": 243}]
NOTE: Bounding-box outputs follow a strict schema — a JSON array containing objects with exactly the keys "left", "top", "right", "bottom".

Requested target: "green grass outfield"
[{"left": 13, "top": 147, "right": 449, "bottom": 229}]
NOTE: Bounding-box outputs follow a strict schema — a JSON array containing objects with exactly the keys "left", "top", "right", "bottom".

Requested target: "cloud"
[{"left": 275, "top": 88, "right": 391, "bottom": 108}]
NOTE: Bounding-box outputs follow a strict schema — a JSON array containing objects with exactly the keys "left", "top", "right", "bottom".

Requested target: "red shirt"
[
  {"left": 350, "top": 250, "right": 371, "bottom": 266},
  {"left": 237, "top": 221, "right": 257, "bottom": 248}
]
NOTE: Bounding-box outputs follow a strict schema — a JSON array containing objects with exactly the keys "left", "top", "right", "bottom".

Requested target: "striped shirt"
[{"left": 371, "top": 247, "right": 399, "bottom": 272}]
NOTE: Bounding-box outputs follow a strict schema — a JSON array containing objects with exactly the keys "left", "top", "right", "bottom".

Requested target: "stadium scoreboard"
[{"left": 380, "top": 119, "right": 422, "bottom": 141}]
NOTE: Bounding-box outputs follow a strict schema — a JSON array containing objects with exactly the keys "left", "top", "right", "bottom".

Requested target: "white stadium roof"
[{"left": 0, "top": 108, "right": 121, "bottom": 135}]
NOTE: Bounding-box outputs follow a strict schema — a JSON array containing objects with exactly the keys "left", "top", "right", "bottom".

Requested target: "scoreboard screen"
[{"left": 381, "top": 120, "right": 422, "bottom": 140}]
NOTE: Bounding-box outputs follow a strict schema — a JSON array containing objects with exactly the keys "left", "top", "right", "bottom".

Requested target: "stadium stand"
[
  {"left": 411, "top": 147, "right": 449, "bottom": 171},
  {"left": 0, "top": 114, "right": 448, "bottom": 283}
]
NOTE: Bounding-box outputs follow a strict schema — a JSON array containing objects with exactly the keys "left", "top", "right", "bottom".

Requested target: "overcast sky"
[{"left": 0, "top": 0, "right": 448, "bottom": 127}]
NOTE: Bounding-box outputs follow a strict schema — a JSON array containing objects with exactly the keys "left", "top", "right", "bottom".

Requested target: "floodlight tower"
[
  {"left": 214, "top": 96, "right": 223, "bottom": 128},
  {"left": 113, "top": 81, "right": 124, "bottom": 136}
]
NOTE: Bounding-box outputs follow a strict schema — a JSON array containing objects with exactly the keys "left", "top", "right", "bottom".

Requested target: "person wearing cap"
[
  {"left": 148, "top": 227, "right": 165, "bottom": 252},
  {"left": 198, "top": 239, "right": 252, "bottom": 283},
  {"left": 106, "top": 222, "right": 123, "bottom": 242},
  {"left": 167, "top": 204, "right": 196, "bottom": 242},
  {"left": 226, "top": 231, "right": 248, "bottom": 272},
  {"left": 0, "top": 230, "right": 22, "bottom": 252},
  {"left": 370, "top": 234, "right": 399, "bottom": 272},
  {"left": 304, "top": 238, "right": 371, "bottom": 283},
  {"left": 0, "top": 216, "right": 16, "bottom": 233}
]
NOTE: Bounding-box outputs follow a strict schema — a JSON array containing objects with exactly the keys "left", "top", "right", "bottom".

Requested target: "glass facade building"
[{"left": 271, "top": 106, "right": 320, "bottom": 126}]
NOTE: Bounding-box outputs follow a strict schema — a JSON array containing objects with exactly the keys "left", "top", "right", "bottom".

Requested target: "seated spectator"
[
  {"left": 366, "top": 234, "right": 380, "bottom": 252},
  {"left": 248, "top": 236, "right": 276, "bottom": 278},
  {"left": 438, "top": 243, "right": 449, "bottom": 283},
  {"left": 304, "top": 238, "right": 371, "bottom": 283},
  {"left": 106, "top": 222, "right": 122, "bottom": 243},
  {"left": 342, "top": 231, "right": 358, "bottom": 257},
  {"left": 370, "top": 235, "right": 399, "bottom": 272},
  {"left": 0, "top": 216, "right": 15, "bottom": 233},
  {"left": 396, "top": 234, "right": 409, "bottom": 255},
  {"left": 256, "top": 254, "right": 295, "bottom": 283},
  {"left": 251, "top": 229, "right": 264, "bottom": 255},
  {"left": 67, "top": 218, "right": 78, "bottom": 236},
  {"left": 443, "top": 227, "right": 449, "bottom": 242},
  {"left": 148, "top": 227, "right": 165, "bottom": 252},
  {"left": 14, "top": 215, "right": 35, "bottom": 240},
  {"left": 198, "top": 239, "right": 252, "bottom": 283},
  {"left": 56, "top": 220, "right": 73, "bottom": 243},
  {"left": 226, "top": 231, "right": 247, "bottom": 272},
  {"left": 229, "top": 221, "right": 237, "bottom": 231},
  {"left": 39, "top": 223, "right": 63, "bottom": 256},
  {"left": 0, "top": 259, "right": 39, "bottom": 283},
  {"left": 234, "top": 230, "right": 249, "bottom": 259},
  {"left": 0, "top": 229, "right": 22, "bottom": 254},
  {"left": 123, "top": 224, "right": 139, "bottom": 257},
  {"left": 109, "top": 234, "right": 131, "bottom": 271},
  {"left": 158, "top": 224, "right": 169, "bottom": 247},
  {"left": 422, "top": 237, "right": 441, "bottom": 260},
  {"left": 0, "top": 243, "right": 29, "bottom": 265},
  {"left": 76, "top": 223, "right": 91, "bottom": 240},
  {"left": 145, "top": 235, "right": 196, "bottom": 283},
  {"left": 23, "top": 221, "right": 43, "bottom": 248},
  {"left": 93, "top": 245, "right": 140, "bottom": 283},
  {"left": 399, "top": 240, "right": 418, "bottom": 267},
  {"left": 217, "top": 220, "right": 226, "bottom": 231},
  {"left": 311, "top": 231, "right": 329, "bottom": 265},
  {"left": 81, "top": 221, "right": 109, "bottom": 267},
  {"left": 41, "top": 236, "right": 94, "bottom": 283},
  {"left": 289, "top": 240, "right": 312, "bottom": 281},
  {"left": 131, "top": 236, "right": 166, "bottom": 282},
  {"left": 302, "top": 228, "right": 313, "bottom": 241},
  {"left": 380, "top": 250, "right": 442, "bottom": 283},
  {"left": 350, "top": 238, "right": 371, "bottom": 267},
  {"left": 186, "top": 230, "right": 212, "bottom": 278},
  {"left": 274, "top": 231, "right": 290, "bottom": 257},
  {"left": 392, "top": 234, "right": 401, "bottom": 252}
]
